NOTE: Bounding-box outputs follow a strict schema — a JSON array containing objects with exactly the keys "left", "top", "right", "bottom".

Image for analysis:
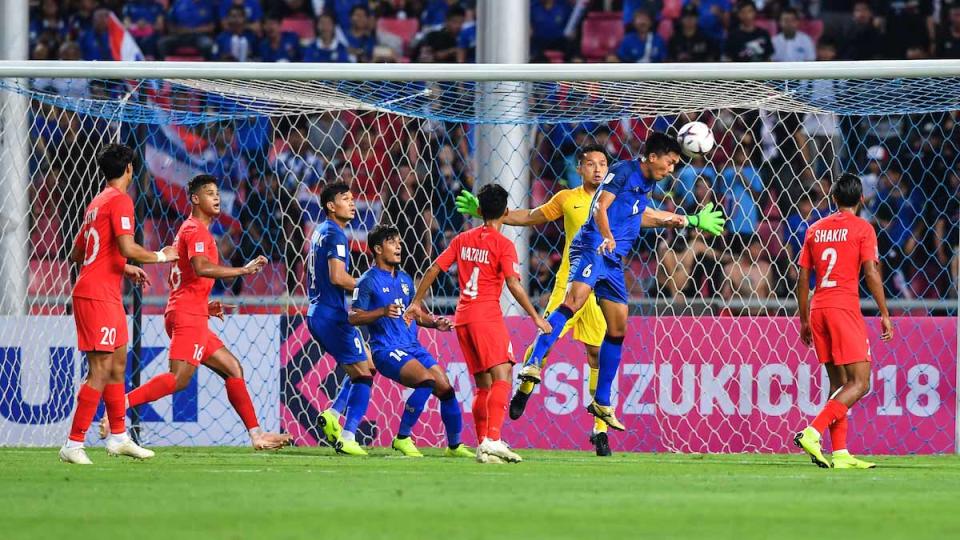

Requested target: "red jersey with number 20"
[
  {"left": 798, "top": 212, "right": 878, "bottom": 313},
  {"left": 166, "top": 216, "right": 218, "bottom": 316},
  {"left": 72, "top": 186, "right": 136, "bottom": 305},
  {"left": 435, "top": 225, "right": 520, "bottom": 325}
]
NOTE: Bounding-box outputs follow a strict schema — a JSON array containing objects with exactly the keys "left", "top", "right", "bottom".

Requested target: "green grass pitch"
[{"left": 3, "top": 447, "right": 959, "bottom": 540}]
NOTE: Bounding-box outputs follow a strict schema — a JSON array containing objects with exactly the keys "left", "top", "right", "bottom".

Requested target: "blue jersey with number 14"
[
  {"left": 572, "top": 159, "right": 654, "bottom": 260},
  {"left": 352, "top": 267, "right": 419, "bottom": 352}
]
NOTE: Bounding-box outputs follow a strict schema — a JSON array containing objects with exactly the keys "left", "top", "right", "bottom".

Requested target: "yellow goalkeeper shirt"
[{"left": 536, "top": 186, "right": 595, "bottom": 295}]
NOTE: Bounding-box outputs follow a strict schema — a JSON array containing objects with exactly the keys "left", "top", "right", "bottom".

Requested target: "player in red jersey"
[
  {"left": 794, "top": 173, "right": 894, "bottom": 469},
  {"left": 98, "top": 175, "right": 291, "bottom": 450},
  {"left": 406, "top": 184, "right": 552, "bottom": 464},
  {"left": 60, "top": 143, "right": 179, "bottom": 465}
]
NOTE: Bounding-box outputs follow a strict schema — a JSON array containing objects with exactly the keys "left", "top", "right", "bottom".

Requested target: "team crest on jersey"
[
  {"left": 120, "top": 216, "right": 132, "bottom": 230},
  {"left": 195, "top": 242, "right": 205, "bottom": 253},
  {"left": 401, "top": 283, "right": 410, "bottom": 296}
]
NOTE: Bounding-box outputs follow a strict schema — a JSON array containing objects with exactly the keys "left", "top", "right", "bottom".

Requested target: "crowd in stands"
[{"left": 25, "top": 0, "right": 960, "bottom": 313}]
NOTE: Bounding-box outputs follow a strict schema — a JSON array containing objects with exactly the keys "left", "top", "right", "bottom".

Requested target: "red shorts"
[
  {"left": 73, "top": 298, "right": 128, "bottom": 352},
  {"left": 164, "top": 311, "right": 224, "bottom": 366},
  {"left": 810, "top": 309, "right": 871, "bottom": 365},
  {"left": 455, "top": 320, "right": 515, "bottom": 375}
]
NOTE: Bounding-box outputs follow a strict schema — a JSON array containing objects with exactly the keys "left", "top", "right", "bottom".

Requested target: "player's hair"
[
  {"left": 321, "top": 182, "right": 351, "bottom": 215},
  {"left": 368, "top": 224, "right": 400, "bottom": 255},
  {"left": 577, "top": 143, "right": 609, "bottom": 164},
  {"left": 643, "top": 131, "right": 683, "bottom": 158},
  {"left": 477, "top": 184, "right": 509, "bottom": 221},
  {"left": 831, "top": 173, "right": 863, "bottom": 208},
  {"left": 188, "top": 174, "right": 218, "bottom": 196},
  {"left": 97, "top": 143, "right": 135, "bottom": 181}
]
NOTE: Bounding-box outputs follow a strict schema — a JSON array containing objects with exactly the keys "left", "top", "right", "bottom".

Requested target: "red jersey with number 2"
[
  {"left": 798, "top": 212, "right": 878, "bottom": 313},
  {"left": 435, "top": 225, "right": 519, "bottom": 325},
  {"left": 72, "top": 186, "right": 136, "bottom": 305},
  {"left": 166, "top": 216, "right": 218, "bottom": 316}
]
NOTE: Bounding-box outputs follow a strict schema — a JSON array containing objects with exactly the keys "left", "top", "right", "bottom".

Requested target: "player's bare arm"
[
  {"left": 594, "top": 190, "right": 617, "bottom": 254},
  {"left": 405, "top": 263, "right": 442, "bottom": 322},
  {"left": 123, "top": 264, "right": 150, "bottom": 287},
  {"left": 641, "top": 207, "right": 687, "bottom": 228},
  {"left": 505, "top": 275, "right": 552, "bottom": 334},
  {"left": 208, "top": 300, "right": 237, "bottom": 321},
  {"left": 644, "top": 204, "right": 726, "bottom": 235},
  {"left": 191, "top": 254, "right": 266, "bottom": 279},
  {"left": 862, "top": 259, "right": 894, "bottom": 342},
  {"left": 348, "top": 303, "right": 403, "bottom": 326},
  {"left": 796, "top": 266, "right": 813, "bottom": 347},
  {"left": 116, "top": 234, "right": 179, "bottom": 264},
  {"left": 327, "top": 257, "right": 356, "bottom": 291},
  {"left": 504, "top": 207, "right": 551, "bottom": 227}
]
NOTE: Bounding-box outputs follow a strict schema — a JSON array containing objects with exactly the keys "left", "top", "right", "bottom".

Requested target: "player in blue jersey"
[
  {"left": 519, "top": 132, "right": 726, "bottom": 431},
  {"left": 349, "top": 224, "right": 474, "bottom": 458},
  {"left": 307, "top": 182, "right": 373, "bottom": 456}
]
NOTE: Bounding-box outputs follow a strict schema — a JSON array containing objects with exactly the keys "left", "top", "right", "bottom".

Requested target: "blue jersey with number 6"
[
  {"left": 353, "top": 266, "right": 420, "bottom": 352},
  {"left": 572, "top": 159, "right": 654, "bottom": 260}
]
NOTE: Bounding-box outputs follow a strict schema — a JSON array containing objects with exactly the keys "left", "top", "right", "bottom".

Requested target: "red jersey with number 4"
[
  {"left": 166, "top": 216, "right": 218, "bottom": 316},
  {"left": 72, "top": 186, "right": 136, "bottom": 305},
  {"left": 798, "top": 211, "right": 878, "bottom": 313},
  {"left": 435, "top": 225, "right": 519, "bottom": 325}
]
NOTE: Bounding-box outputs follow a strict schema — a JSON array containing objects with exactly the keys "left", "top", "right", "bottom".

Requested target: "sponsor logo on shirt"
[
  {"left": 195, "top": 242, "right": 205, "bottom": 253},
  {"left": 337, "top": 244, "right": 346, "bottom": 258},
  {"left": 120, "top": 216, "right": 131, "bottom": 230}
]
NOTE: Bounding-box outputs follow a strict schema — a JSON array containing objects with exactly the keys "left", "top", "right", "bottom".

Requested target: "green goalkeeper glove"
[
  {"left": 455, "top": 191, "right": 481, "bottom": 218},
  {"left": 685, "top": 202, "right": 725, "bottom": 236}
]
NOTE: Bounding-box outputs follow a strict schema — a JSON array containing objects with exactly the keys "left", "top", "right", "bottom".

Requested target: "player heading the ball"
[
  {"left": 60, "top": 143, "right": 178, "bottom": 465},
  {"left": 794, "top": 173, "right": 894, "bottom": 469},
  {"left": 406, "top": 184, "right": 552, "bottom": 464}
]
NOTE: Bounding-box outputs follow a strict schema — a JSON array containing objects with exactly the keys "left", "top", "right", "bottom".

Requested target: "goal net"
[{"left": 0, "top": 62, "right": 956, "bottom": 453}]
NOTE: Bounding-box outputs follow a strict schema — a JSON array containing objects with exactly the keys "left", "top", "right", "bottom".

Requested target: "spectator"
[
  {"left": 30, "top": 0, "right": 69, "bottom": 48},
  {"left": 421, "top": 0, "right": 465, "bottom": 28},
  {"left": 68, "top": 0, "right": 99, "bottom": 36},
  {"left": 623, "top": 1, "right": 664, "bottom": 27},
  {"left": 54, "top": 41, "right": 90, "bottom": 98},
  {"left": 724, "top": 0, "right": 773, "bottom": 62},
  {"left": 530, "top": 0, "right": 574, "bottom": 60},
  {"left": 871, "top": 167, "right": 921, "bottom": 298},
  {"left": 78, "top": 9, "right": 113, "bottom": 61},
  {"left": 936, "top": 6, "right": 960, "bottom": 58},
  {"left": 260, "top": 13, "right": 303, "bottom": 62},
  {"left": 275, "top": 118, "right": 326, "bottom": 199},
  {"left": 384, "top": 162, "right": 433, "bottom": 278},
  {"left": 218, "top": 0, "right": 264, "bottom": 34},
  {"left": 158, "top": 0, "right": 216, "bottom": 59},
  {"left": 327, "top": 0, "right": 368, "bottom": 33},
  {"left": 859, "top": 145, "right": 887, "bottom": 220},
  {"left": 839, "top": 1, "right": 884, "bottom": 60},
  {"left": 341, "top": 5, "right": 376, "bottom": 62},
  {"left": 416, "top": 5, "right": 466, "bottom": 62},
  {"left": 674, "top": 153, "right": 716, "bottom": 209},
  {"left": 459, "top": 20, "right": 477, "bottom": 62},
  {"left": 719, "top": 146, "right": 764, "bottom": 241},
  {"left": 771, "top": 8, "right": 815, "bottom": 62},
  {"left": 50, "top": 112, "right": 98, "bottom": 261},
  {"left": 684, "top": 0, "right": 732, "bottom": 42},
  {"left": 214, "top": 6, "right": 258, "bottom": 62},
  {"left": 274, "top": 0, "right": 316, "bottom": 19},
  {"left": 722, "top": 234, "right": 776, "bottom": 314},
  {"left": 658, "top": 178, "right": 723, "bottom": 300},
  {"left": 238, "top": 170, "right": 305, "bottom": 294},
  {"left": 669, "top": 4, "right": 718, "bottom": 62},
  {"left": 783, "top": 191, "right": 824, "bottom": 262},
  {"left": 122, "top": 0, "right": 165, "bottom": 57},
  {"left": 302, "top": 13, "right": 348, "bottom": 62},
  {"left": 308, "top": 110, "right": 351, "bottom": 169},
  {"left": 613, "top": 10, "right": 667, "bottom": 63},
  {"left": 937, "top": 171, "right": 960, "bottom": 297},
  {"left": 803, "top": 39, "right": 841, "bottom": 179},
  {"left": 878, "top": 0, "right": 934, "bottom": 59}
]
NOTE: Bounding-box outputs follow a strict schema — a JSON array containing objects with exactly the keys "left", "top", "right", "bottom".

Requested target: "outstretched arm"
[
  {"left": 643, "top": 202, "right": 726, "bottom": 235},
  {"left": 504, "top": 207, "right": 552, "bottom": 227},
  {"left": 192, "top": 254, "right": 267, "bottom": 279},
  {"left": 505, "top": 276, "right": 552, "bottom": 334},
  {"left": 349, "top": 304, "right": 403, "bottom": 326},
  {"left": 405, "top": 263, "right": 443, "bottom": 323},
  {"left": 117, "top": 235, "right": 179, "bottom": 264}
]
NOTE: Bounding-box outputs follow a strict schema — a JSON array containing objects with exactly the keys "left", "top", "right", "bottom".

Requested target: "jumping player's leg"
[
  {"left": 204, "top": 347, "right": 291, "bottom": 450},
  {"left": 523, "top": 281, "right": 592, "bottom": 373}
]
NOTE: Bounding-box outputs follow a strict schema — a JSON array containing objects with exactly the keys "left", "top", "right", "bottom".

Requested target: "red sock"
[
  {"left": 102, "top": 383, "right": 127, "bottom": 435},
  {"left": 829, "top": 414, "right": 848, "bottom": 452},
  {"left": 485, "top": 380, "right": 511, "bottom": 441},
  {"left": 225, "top": 378, "right": 259, "bottom": 430},
  {"left": 68, "top": 384, "right": 102, "bottom": 442},
  {"left": 811, "top": 399, "right": 848, "bottom": 434},
  {"left": 127, "top": 372, "right": 177, "bottom": 408},
  {"left": 472, "top": 387, "right": 490, "bottom": 442}
]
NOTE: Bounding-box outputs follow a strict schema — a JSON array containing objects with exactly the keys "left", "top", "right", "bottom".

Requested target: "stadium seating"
[
  {"left": 754, "top": 18, "right": 778, "bottom": 38},
  {"left": 376, "top": 18, "right": 420, "bottom": 55},
  {"left": 662, "top": 0, "right": 683, "bottom": 19},
  {"left": 798, "top": 19, "right": 824, "bottom": 42},
  {"left": 282, "top": 16, "right": 316, "bottom": 44},
  {"left": 581, "top": 17, "right": 624, "bottom": 61}
]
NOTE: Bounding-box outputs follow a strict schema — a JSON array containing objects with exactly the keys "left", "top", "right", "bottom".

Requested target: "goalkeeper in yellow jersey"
[{"left": 456, "top": 143, "right": 613, "bottom": 456}]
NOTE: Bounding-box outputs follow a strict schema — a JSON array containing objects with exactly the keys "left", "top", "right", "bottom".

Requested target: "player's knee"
[
  {"left": 434, "top": 384, "right": 455, "bottom": 401},
  {"left": 415, "top": 378, "right": 436, "bottom": 389},
  {"left": 174, "top": 373, "right": 193, "bottom": 392},
  {"left": 851, "top": 377, "right": 871, "bottom": 399}
]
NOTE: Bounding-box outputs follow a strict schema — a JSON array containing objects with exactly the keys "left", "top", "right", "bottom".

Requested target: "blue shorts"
[
  {"left": 306, "top": 314, "right": 366, "bottom": 365},
  {"left": 568, "top": 247, "right": 628, "bottom": 305},
  {"left": 371, "top": 344, "right": 438, "bottom": 383}
]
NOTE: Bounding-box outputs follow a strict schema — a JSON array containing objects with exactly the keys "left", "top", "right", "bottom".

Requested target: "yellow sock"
[{"left": 588, "top": 367, "right": 607, "bottom": 433}]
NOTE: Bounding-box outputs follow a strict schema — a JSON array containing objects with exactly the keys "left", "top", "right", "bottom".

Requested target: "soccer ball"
[{"left": 677, "top": 121, "right": 715, "bottom": 158}]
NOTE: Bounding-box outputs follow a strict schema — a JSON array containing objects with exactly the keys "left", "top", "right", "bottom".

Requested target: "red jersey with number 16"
[
  {"left": 798, "top": 211, "right": 878, "bottom": 313},
  {"left": 435, "top": 225, "right": 519, "bottom": 325},
  {"left": 166, "top": 216, "right": 218, "bottom": 316},
  {"left": 72, "top": 186, "right": 136, "bottom": 305}
]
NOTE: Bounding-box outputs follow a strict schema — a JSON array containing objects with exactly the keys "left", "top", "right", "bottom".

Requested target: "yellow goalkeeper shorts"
[{"left": 544, "top": 287, "right": 606, "bottom": 349}]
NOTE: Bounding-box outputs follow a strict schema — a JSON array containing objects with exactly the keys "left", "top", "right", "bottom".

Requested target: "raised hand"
[
  {"left": 686, "top": 202, "right": 726, "bottom": 236},
  {"left": 244, "top": 255, "right": 268, "bottom": 274},
  {"left": 455, "top": 191, "right": 481, "bottom": 218}
]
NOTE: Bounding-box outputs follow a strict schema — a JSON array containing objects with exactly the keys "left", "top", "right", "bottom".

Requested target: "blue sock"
[
  {"left": 343, "top": 377, "right": 373, "bottom": 434},
  {"left": 527, "top": 305, "right": 574, "bottom": 367},
  {"left": 398, "top": 386, "right": 432, "bottom": 438},
  {"left": 439, "top": 393, "right": 463, "bottom": 448},
  {"left": 594, "top": 335, "right": 623, "bottom": 406},
  {"left": 331, "top": 377, "right": 352, "bottom": 415}
]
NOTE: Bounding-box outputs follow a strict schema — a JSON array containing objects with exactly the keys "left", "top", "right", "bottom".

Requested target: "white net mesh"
[{"left": 0, "top": 70, "right": 956, "bottom": 453}]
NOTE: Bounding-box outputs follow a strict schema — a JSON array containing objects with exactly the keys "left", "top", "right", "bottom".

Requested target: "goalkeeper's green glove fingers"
[
  {"left": 455, "top": 191, "right": 481, "bottom": 218},
  {"left": 685, "top": 201, "right": 725, "bottom": 236}
]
